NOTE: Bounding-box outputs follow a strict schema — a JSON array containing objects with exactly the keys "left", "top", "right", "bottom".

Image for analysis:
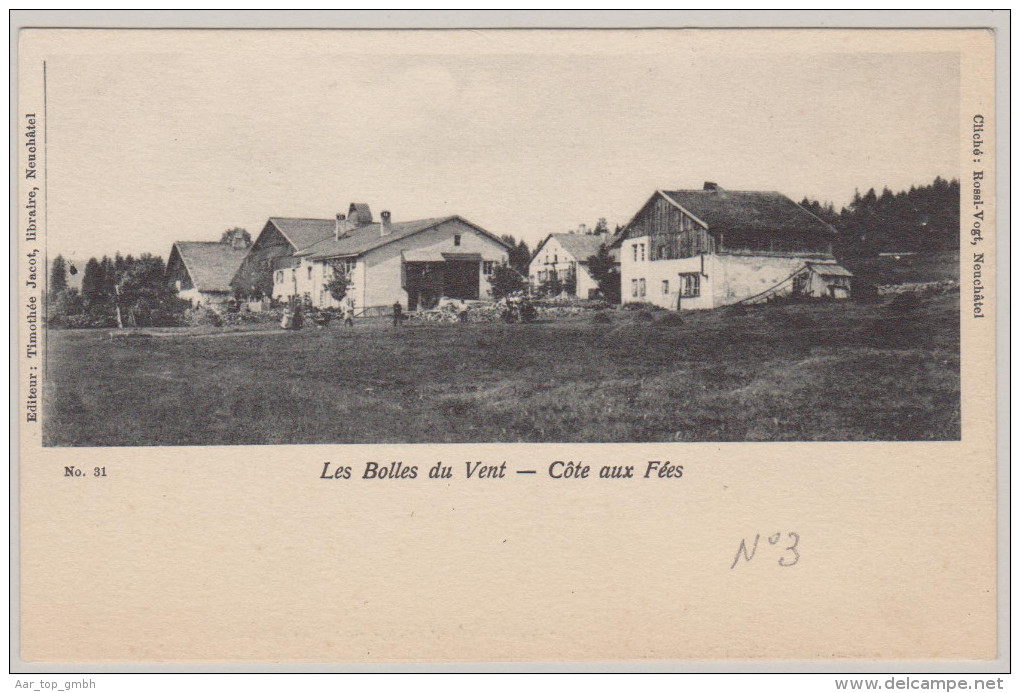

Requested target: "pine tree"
[
  {"left": 220, "top": 228, "right": 252, "bottom": 247},
  {"left": 81, "top": 258, "right": 104, "bottom": 306},
  {"left": 586, "top": 245, "right": 621, "bottom": 303},
  {"left": 500, "top": 235, "right": 532, "bottom": 277},
  {"left": 801, "top": 176, "right": 959, "bottom": 257},
  {"left": 50, "top": 255, "right": 68, "bottom": 294}
]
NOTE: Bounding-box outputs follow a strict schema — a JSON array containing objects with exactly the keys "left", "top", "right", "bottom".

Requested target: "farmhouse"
[
  {"left": 612, "top": 182, "right": 851, "bottom": 310},
  {"left": 232, "top": 203, "right": 511, "bottom": 313},
  {"left": 166, "top": 232, "right": 251, "bottom": 310},
  {"left": 529, "top": 232, "right": 618, "bottom": 298}
]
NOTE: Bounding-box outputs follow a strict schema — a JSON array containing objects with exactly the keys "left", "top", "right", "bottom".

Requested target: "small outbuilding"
[{"left": 799, "top": 262, "right": 853, "bottom": 299}]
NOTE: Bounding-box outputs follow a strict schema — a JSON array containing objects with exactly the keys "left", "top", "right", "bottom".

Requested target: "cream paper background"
[{"left": 16, "top": 28, "right": 997, "bottom": 662}]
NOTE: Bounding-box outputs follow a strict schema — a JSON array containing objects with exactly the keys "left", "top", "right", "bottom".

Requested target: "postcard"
[{"left": 14, "top": 23, "right": 1002, "bottom": 666}]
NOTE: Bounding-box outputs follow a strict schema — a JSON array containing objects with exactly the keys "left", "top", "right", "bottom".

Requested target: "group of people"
[
  {"left": 282, "top": 298, "right": 472, "bottom": 331},
  {"left": 280, "top": 301, "right": 357, "bottom": 331}
]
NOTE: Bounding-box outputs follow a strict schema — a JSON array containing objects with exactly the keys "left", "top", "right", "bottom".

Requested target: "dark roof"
[
  {"left": 604, "top": 228, "right": 628, "bottom": 254},
  {"left": 533, "top": 233, "right": 616, "bottom": 264},
  {"left": 172, "top": 242, "right": 250, "bottom": 293},
  {"left": 297, "top": 217, "right": 452, "bottom": 259},
  {"left": 807, "top": 262, "right": 853, "bottom": 277},
  {"left": 264, "top": 212, "right": 510, "bottom": 260},
  {"left": 297, "top": 215, "right": 512, "bottom": 260},
  {"left": 267, "top": 217, "right": 336, "bottom": 251},
  {"left": 659, "top": 189, "right": 837, "bottom": 237},
  {"left": 552, "top": 233, "right": 608, "bottom": 262}
]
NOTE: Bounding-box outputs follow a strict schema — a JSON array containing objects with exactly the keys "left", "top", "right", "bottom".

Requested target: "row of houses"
[
  {"left": 166, "top": 182, "right": 852, "bottom": 314},
  {"left": 167, "top": 205, "right": 512, "bottom": 314}
]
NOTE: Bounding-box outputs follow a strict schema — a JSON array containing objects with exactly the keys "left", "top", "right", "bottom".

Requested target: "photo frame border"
[{"left": 8, "top": 9, "right": 1010, "bottom": 674}]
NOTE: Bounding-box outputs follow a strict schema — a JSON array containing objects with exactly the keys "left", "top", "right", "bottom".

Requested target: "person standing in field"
[
  {"left": 344, "top": 300, "right": 355, "bottom": 328},
  {"left": 392, "top": 301, "right": 403, "bottom": 327},
  {"left": 457, "top": 299, "right": 469, "bottom": 324}
]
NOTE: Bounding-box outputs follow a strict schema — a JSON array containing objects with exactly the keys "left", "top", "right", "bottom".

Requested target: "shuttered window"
[{"left": 680, "top": 273, "right": 700, "bottom": 297}]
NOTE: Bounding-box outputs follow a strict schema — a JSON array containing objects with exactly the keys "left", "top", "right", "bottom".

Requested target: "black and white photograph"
[
  {"left": 34, "top": 30, "right": 965, "bottom": 446},
  {"left": 14, "top": 16, "right": 1004, "bottom": 674}
]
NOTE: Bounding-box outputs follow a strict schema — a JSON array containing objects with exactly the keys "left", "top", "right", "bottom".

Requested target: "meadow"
[{"left": 43, "top": 288, "right": 960, "bottom": 446}]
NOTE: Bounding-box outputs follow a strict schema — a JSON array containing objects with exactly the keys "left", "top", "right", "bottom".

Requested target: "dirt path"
[{"left": 148, "top": 328, "right": 295, "bottom": 340}]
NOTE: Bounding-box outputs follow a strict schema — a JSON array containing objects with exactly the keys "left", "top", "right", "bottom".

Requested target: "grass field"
[{"left": 43, "top": 289, "right": 960, "bottom": 445}]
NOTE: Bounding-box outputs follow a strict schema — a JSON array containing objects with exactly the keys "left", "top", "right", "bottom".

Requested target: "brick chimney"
[
  {"left": 380, "top": 210, "right": 392, "bottom": 236},
  {"left": 703, "top": 181, "right": 720, "bottom": 191},
  {"left": 335, "top": 213, "right": 349, "bottom": 240}
]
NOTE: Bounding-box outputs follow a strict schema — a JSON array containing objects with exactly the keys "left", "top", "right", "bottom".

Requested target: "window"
[
  {"left": 792, "top": 272, "right": 808, "bottom": 295},
  {"left": 680, "top": 273, "right": 700, "bottom": 297},
  {"left": 330, "top": 259, "right": 356, "bottom": 278},
  {"left": 639, "top": 278, "right": 646, "bottom": 297},
  {"left": 631, "top": 278, "right": 638, "bottom": 298},
  {"left": 322, "top": 263, "right": 329, "bottom": 278},
  {"left": 640, "top": 244, "right": 646, "bottom": 262},
  {"left": 483, "top": 261, "right": 495, "bottom": 275},
  {"left": 662, "top": 280, "right": 669, "bottom": 295},
  {"left": 633, "top": 245, "right": 638, "bottom": 262},
  {"left": 657, "top": 245, "right": 666, "bottom": 260},
  {"left": 454, "top": 234, "right": 462, "bottom": 246},
  {"left": 307, "top": 266, "right": 313, "bottom": 280},
  {"left": 553, "top": 254, "right": 558, "bottom": 264}
]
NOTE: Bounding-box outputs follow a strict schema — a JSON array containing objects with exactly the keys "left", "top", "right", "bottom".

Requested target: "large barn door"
[
  {"left": 443, "top": 260, "right": 480, "bottom": 300},
  {"left": 404, "top": 262, "right": 445, "bottom": 311}
]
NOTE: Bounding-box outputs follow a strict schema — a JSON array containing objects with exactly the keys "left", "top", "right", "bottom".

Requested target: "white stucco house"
[
  {"left": 528, "top": 232, "right": 617, "bottom": 299},
  {"left": 235, "top": 203, "right": 511, "bottom": 314},
  {"left": 612, "top": 182, "right": 852, "bottom": 310}
]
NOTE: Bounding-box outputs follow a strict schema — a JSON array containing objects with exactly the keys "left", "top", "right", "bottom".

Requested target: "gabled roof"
[
  {"left": 555, "top": 233, "right": 607, "bottom": 262},
  {"left": 658, "top": 188, "right": 837, "bottom": 237},
  {"left": 613, "top": 187, "right": 837, "bottom": 247},
  {"left": 267, "top": 217, "right": 336, "bottom": 251},
  {"left": 295, "top": 215, "right": 511, "bottom": 260},
  {"left": 807, "top": 262, "right": 853, "bottom": 277},
  {"left": 533, "top": 233, "right": 609, "bottom": 264},
  {"left": 171, "top": 242, "right": 250, "bottom": 294}
]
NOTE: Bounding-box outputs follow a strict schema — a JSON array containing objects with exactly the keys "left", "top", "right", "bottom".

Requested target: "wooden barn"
[
  {"left": 165, "top": 235, "right": 251, "bottom": 311},
  {"left": 612, "top": 182, "right": 852, "bottom": 309}
]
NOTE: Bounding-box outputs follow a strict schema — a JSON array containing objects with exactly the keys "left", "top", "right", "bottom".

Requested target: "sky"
[{"left": 39, "top": 30, "right": 961, "bottom": 262}]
